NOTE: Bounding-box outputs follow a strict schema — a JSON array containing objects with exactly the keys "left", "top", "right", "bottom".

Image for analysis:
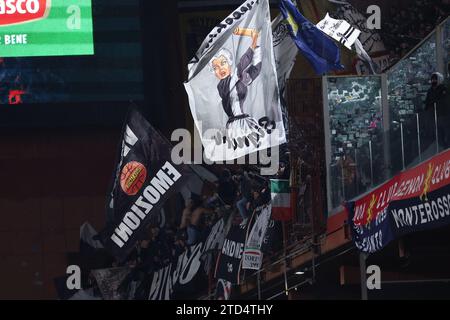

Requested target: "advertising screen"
[
  {"left": 0, "top": 0, "right": 143, "bottom": 111},
  {"left": 0, "top": 0, "right": 94, "bottom": 57}
]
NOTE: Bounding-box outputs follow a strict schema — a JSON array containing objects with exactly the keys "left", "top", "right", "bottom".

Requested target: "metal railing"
[
  {"left": 329, "top": 105, "right": 449, "bottom": 209},
  {"left": 324, "top": 16, "right": 450, "bottom": 210}
]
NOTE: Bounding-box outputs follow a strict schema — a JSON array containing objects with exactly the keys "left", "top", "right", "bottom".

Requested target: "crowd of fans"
[
  {"left": 382, "top": 0, "right": 450, "bottom": 66},
  {"left": 75, "top": 160, "right": 291, "bottom": 300}
]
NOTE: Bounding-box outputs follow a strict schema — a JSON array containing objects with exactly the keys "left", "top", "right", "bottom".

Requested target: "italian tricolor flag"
[{"left": 270, "top": 179, "right": 293, "bottom": 221}]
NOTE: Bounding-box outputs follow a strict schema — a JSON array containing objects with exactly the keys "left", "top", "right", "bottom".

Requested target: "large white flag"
[{"left": 184, "top": 0, "right": 286, "bottom": 162}]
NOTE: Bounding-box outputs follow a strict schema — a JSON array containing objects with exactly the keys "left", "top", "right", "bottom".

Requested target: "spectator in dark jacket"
[
  {"left": 425, "top": 72, "right": 447, "bottom": 111},
  {"left": 425, "top": 71, "right": 449, "bottom": 149},
  {"left": 236, "top": 171, "right": 252, "bottom": 225},
  {"left": 217, "top": 169, "right": 237, "bottom": 206}
]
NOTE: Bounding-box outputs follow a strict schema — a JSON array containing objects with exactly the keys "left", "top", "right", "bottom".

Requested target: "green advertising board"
[{"left": 0, "top": 0, "right": 94, "bottom": 57}]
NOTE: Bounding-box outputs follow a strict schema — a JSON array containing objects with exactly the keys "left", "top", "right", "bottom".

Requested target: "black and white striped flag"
[
  {"left": 317, "top": 13, "right": 360, "bottom": 49},
  {"left": 316, "top": 13, "right": 378, "bottom": 74}
]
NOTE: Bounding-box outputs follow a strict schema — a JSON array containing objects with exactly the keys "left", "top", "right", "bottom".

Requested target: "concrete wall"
[{"left": 0, "top": 129, "right": 119, "bottom": 299}]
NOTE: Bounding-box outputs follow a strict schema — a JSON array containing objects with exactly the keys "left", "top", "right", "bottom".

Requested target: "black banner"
[
  {"left": 99, "top": 108, "right": 191, "bottom": 261},
  {"left": 261, "top": 219, "right": 282, "bottom": 255},
  {"left": 215, "top": 223, "right": 249, "bottom": 284},
  {"left": 148, "top": 216, "right": 231, "bottom": 300},
  {"left": 389, "top": 183, "right": 450, "bottom": 238}
]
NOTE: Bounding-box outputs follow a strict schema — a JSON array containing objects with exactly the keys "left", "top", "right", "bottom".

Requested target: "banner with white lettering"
[
  {"left": 184, "top": 0, "right": 286, "bottom": 162},
  {"left": 99, "top": 108, "right": 192, "bottom": 261},
  {"left": 148, "top": 216, "right": 231, "bottom": 300},
  {"left": 348, "top": 149, "right": 450, "bottom": 253},
  {"left": 215, "top": 223, "right": 249, "bottom": 284},
  {"left": 243, "top": 204, "right": 272, "bottom": 270},
  {"left": 201, "top": 211, "right": 233, "bottom": 276}
]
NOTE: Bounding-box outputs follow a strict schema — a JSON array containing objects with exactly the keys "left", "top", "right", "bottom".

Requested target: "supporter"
[
  {"left": 179, "top": 195, "right": 198, "bottom": 230},
  {"left": 369, "top": 115, "right": 381, "bottom": 129},
  {"left": 187, "top": 198, "right": 215, "bottom": 245},
  {"left": 381, "top": 0, "right": 449, "bottom": 69},
  {"left": 423, "top": 71, "right": 449, "bottom": 149},
  {"left": 217, "top": 169, "right": 237, "bottom": 206},
  {"left": 276, "top": 161, "right": 290, "bottom": 180},
  {"left": 235, "top": 171, "right": 252, "bottom": 226},
  {"left": 439, "top": 63, "right": 450, "bottom": 148},
  {"left": 259, "top": 180, "right": 272, "bottom": 205},
  {"left": 338, "top": 151, "right": 357, "bottom": 198},
  {"left": 249, "top": 183, "right": 266, "bottom": 213},
  {"left": 173, "top": 232, "right": 187, "bottom": 256},
  {"left": 425, "top": 72, "right": 447, "bottom": 110}
]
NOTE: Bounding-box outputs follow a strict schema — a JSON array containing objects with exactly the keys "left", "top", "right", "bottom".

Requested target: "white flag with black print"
[
  {"left": 184, "top": 0, "right": 286, "bottom": 162},
  {"left": 316, "top": 13, "right": 377, "bottom": 74},
  {"left": 316, "top": 13, "right": 360, "bottom": 49},
  {"left": 327, "top": 0, "right": 388, "bottom": 74}
]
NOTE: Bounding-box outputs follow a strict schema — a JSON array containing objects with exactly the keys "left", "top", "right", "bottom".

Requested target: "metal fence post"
[
  {"left": 369, "top": 140, "right": 374, "bottom": 186},
  {"left": 400, "top": 122, "right": 406, "bottom": 170},
  {"left": 416, "top": 113, "right": 422, "bottom": 162},
  {"left": 435, "top": 103, "right": 440, "bottom": 153}
]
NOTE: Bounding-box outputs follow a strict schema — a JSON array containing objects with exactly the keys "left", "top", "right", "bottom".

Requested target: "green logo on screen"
[{"left": 0, "top": 0, "right": 94, "bottom": 57}]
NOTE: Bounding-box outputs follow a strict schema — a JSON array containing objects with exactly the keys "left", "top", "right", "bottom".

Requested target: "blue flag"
[{"left": 279, "top": 0, "right": 344, "bottom": 75}]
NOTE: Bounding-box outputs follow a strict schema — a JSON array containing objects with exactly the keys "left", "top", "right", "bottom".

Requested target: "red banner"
[
  {"left": 352, "top": 149, "right": 450, "bottom": 227},
  {"left": 0, "top": 0, "right": 50, "bottom": 26}
]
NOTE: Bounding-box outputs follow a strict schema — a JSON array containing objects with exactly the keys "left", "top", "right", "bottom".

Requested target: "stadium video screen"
[
  {"left": 0, "top": 0, "right": 94, "bottom": 57},
  {"left": 0, "top": 0, "right": 143, "bottom": 105}
]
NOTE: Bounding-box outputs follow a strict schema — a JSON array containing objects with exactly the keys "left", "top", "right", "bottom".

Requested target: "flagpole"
[
  {"left": 208, "top": 266, "right": 213, "bottom": 300},
  {"left": 257, "top": 271, "right": 262, "bottom": 300},
  {"left": 282, "top": 221, "right": 289, "bottom": 298},
  {"left": 307, "top": 174, "right": 317, "bottom": 285}
]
